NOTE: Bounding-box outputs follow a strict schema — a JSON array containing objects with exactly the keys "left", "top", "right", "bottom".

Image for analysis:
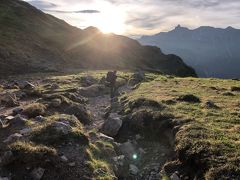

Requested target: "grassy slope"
[{"left": 124, "top": 74, "right": 240, "bottom": 179}]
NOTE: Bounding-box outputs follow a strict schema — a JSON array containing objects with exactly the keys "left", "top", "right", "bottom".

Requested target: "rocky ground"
[
  {"left": 1, "top": 71, "right": 239, "bottom": 180},
  {"left": 0, "top": 71, "right": 181, "bottom": 180}
]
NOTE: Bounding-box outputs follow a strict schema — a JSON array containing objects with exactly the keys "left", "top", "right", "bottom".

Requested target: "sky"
[{"left": 24, "top": 0, "right": 240, "bottom": 37}]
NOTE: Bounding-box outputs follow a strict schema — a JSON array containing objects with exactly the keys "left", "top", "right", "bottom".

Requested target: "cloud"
[
  {"left": 45, "top": 9, "right": 100, "bottom": 13},
  {"left": 24, "top": 0, "right": 240, "bottom": 36}
]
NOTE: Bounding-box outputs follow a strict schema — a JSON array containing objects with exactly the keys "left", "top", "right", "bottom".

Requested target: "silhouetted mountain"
[
  {"left": 0, "top": 0, "right": 196, "bottom": 77},
  {"left": 139, "top": 25, "right": 240, "bottom": 78}
]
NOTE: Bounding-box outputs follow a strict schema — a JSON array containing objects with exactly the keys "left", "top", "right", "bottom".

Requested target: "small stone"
[
  {"left": 12, "top": 107, "right": 23, "bottom": 115},
  {"left": 31, "top": 167, "right": 45, "bottom": 180},
  {"left": 135, "top": 134, "right": 142, "bottom": 140},
  {"left": 5, "top": 116, "right": 15, "bottom": 121},
  {"left": 19, "top": 128, "right": 32, "bottom": 135},
  {"left": 60, "top": 155, "right": 68, "bottom": 162},
  {"left": 3, "top": 133, "right": 23, "bottom": 143},
  {"left": 0, "top": 177, "right": 10, "bottom": 180},
  {"left": 129, "top": 164, "right": 139, "bottom": 175},
  {"left": 68, "top": 162, "right": 76, "bottom": 167},
  {"left": 35, "top": 115, "right": 45, "bottom": 122},
  {"left": 171, "top": 172, "right": 180, "bottom": 180},
  {"left": 11, "top": 115, "right": 27, "bottom": 126}
]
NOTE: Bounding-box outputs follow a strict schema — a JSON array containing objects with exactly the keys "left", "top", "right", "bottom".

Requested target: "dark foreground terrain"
[{"left": 0, "top": 71, "right": 240, "bottom": 180}]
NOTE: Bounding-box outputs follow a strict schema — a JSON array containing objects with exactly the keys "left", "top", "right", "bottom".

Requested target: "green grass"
[{"left": 123, "top": 75, "right": 240, "bottom": 179}]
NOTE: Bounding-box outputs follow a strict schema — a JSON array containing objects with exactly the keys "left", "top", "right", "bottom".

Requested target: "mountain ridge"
[
  {"left": 0, "top": 0, "right": 196, "bottom": 77},
  {"left": 139, "top": 25, "right": 240, "bottom": 78}
]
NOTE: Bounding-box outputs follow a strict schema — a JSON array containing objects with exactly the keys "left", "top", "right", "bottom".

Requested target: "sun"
[{"left": 93, "top": 3, "right": 126, "bottom": 34}]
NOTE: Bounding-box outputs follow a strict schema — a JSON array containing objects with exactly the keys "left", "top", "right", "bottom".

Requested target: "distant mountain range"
[
  {"left": 139, "top": 25, "right": 240, "bottom": 78},
  {"left": 0, "top": 0, "right": 196, "bottom": 77}
]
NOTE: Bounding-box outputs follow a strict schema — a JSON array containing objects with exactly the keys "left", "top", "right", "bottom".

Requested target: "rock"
[
  {"left": 129, "top": 164, "right": 139, "bottom": 175},
  {"left": 15, "top": 90, "right": 27, "bottom": 99},
  {"left": 0, "top": 118, "right": 3, "bottom": 128},
  {"left": 205, "top": 100, "right": 218, "bottom": 109},
  {"left": 51, "top": 122, "right": 72, "bottom": 135},
  {"left": 0, "top": 151, "right": 14, "bottom": 166},
  {"left": 0, "top": 92, "right": 19, "bottom": 107},
  {"left": 135, "top": 134, "right": 142, "bottom": 140},
  {"left": 101, "top": 116, "right": 122, "bottom": 137},
  {"left": 12, "top": 107, "right": 23, "bottom": 115},
  {"left": 35, "top": 115, "right": 45, "bottom": 122},
  {"left": 98, "top": 133, "right": 114, "bottom": 143},
  {"left": 171, "top": 172, "right": 180, "bottom": 180},
  {"left": 119, "top": 141, "right": 136, "bottom": 159},
  {"left": 0, "top": 177, "right": 9, "bottom": 180},
  {"left": 5, "top": 116, "right": 15, "bottom": 121},
  {"left": 19, "top": 127, "right": 32, "bottom": 135},
  {"left": 65, "top": 104, "right": 92, "bottom": 125},
  {"left": 68, "top": 162, "right": 76, "bottom": 167},
  {"left": 177, "top": 94, "right": 200, "bottom": 103},
  {"left": 17, "top": 81, "right": 35, "bottom": 90},
  {"left": 78, "top": 84, "right": 109, "bottom": 97},
  {"left": 60, "top": 155, "right": 68, "bottom": 162},
  {"left": 3, "top": 133, "right": 23, "bottom": 143},
  {"left": 11, "top": 114, "right": 27, "bottom": 126},
  {"left": 51, "top": 98, "right": 62, "bottom": 107},
  {"left": 31, "top": 167, "right": 45, "bottom": 180}
]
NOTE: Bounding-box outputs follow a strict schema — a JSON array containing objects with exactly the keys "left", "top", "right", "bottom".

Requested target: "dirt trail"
[{"left": 85, "top": 85, "right": 176, "bottom": 179}]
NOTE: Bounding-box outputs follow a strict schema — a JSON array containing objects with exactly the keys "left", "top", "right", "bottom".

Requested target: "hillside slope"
[
  {"left": 139, "top": 25, "right": 240, "bottom": 78},
  {"left": 0, "top": 0, "right": 196, "bottom": 77}
]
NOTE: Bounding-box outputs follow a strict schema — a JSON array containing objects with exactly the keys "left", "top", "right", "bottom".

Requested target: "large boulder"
[
  {"left": 101, "top": 115, "right": 122, "bottom": 137},
  {"left": 78, "top": 84, "right": 110, "bottom": 97},
  {"left": 0, "top": 92, "right": 19, "bottom": 107},
  {"left": 64, "top": 103, "right": 92, "bottom": 125}
]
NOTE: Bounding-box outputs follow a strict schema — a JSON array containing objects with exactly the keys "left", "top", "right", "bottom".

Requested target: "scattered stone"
[
  {"left": 5, "top": 116, "right": 15, "bottom": 121},
  {"left": 3, "top": 133, "right": 23, "bottom": 143},
  {"left": 170, "top": 172, "right": 180, "bottom": 180},
  {"left": 101, "top": 116, "right": 122, "bottom": 137},
  {"left": 135, "top": 134, "right": 142, "bottom": 140},
  {"left": 31, "top": 167, "right": 45, "bottom": 180},
  {"left": 17, "top": 81, "right": 35, "bottom": 90},
  {"left": 51, "top": 122, "right": 72, "bottom": 135},
  {"left": 68, "top": 162, "right": 76, "bottom": 167},
  {"left": 65, "top": 104, "right": 92, "bottom": 125},
  {"left": 15, "top": 91, "right": 27, "bottom": 99},
  {"left": 11, "top": 114, "right": 27, "bottom": 126},
  {"left": 51, "top": 98, "right": 62, "bottom": 108},
  {"left": 35, "top": 115, "right": 45, "bottom": 122},
  {"left": 60, "top": 155, "right": 68, "bottom": 162},
  {"left": 205, "top": 100, "right": 219, "bottom": 109},
  {"left": 0, "top": 177, "right": 9, "bottom": 180},
  {"left": 0, "top": 151, "right": 14, "bottom": 166},
  {"left": 12, "top": 107, "right": 23, "bottom": 115},
  {"left": 98, "top": 133, "right": 115, "bottom": 143},
  {"left": 0, "top": 118, "right": 3, "bottom": 128},
  {"left": 19, "top": 127, "right": 32, "bottom": 135},
  {"left": 129, "top": 164, "right": 139, "bottom": 175}
]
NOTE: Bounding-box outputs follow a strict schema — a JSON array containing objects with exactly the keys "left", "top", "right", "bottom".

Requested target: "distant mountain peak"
[{"left": 173, "top": 24, "right": 189, "bottom": 31}]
